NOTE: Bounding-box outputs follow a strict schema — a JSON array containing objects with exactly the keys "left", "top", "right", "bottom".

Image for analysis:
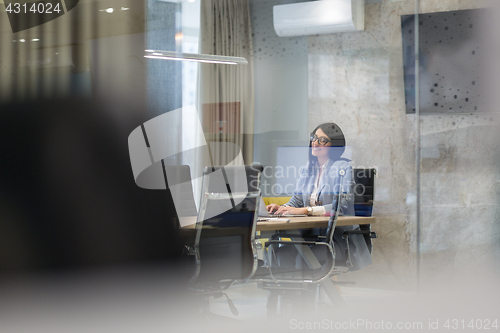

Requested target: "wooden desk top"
[
  {"left": 256, "top": 216, "right": 375, "bottom": 231},
  {"left": 181, "top": 216, "right": 375, "bottom": 231}
]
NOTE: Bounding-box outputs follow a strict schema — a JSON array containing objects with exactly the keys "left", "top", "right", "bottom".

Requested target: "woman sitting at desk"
[{"left": 266, "top": 122, "right": 371, "bottom": 270}]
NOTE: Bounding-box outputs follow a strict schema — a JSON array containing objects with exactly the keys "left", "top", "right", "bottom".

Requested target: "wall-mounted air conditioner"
[{"left": 273, "top": 0, "right": 365, "bottom": 37}]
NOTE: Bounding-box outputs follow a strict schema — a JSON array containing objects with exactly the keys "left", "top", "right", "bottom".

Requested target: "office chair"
[
  {"left": 185, "top": 165, "right": 263, "bottom": 319},
  {"left": 163, "top": 165, "right": 197, "bottom": 217},
  {"left": 340, "top": 168, "right": 377, "bottom": 269},
  {"left": 252, "top": 168, "right": 347, "bottom": 315},
  {"left": 255, "top": 168, "right": 377, "bottom": 314}
]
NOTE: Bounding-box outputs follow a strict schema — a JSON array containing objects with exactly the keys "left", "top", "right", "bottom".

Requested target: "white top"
[{"left": 309, "top": 161, "right": 327, "bottom": 216}]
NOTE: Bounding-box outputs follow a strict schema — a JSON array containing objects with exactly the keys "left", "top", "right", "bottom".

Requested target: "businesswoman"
[
  {"left": 267, "top": 123, "right": 352, "bottom": 217},
  {"left": 267, "top": 122, "right": 371, "bottom": 270}
]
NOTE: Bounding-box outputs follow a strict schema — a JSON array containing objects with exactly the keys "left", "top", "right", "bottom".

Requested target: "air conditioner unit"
[{"left": 273, "top": 0, "right": 365, "bottom": 37}]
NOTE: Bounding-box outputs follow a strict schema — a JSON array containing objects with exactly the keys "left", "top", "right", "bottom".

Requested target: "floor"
[{"left": 208, "top": 280, "right": 415, "bottom": 322}]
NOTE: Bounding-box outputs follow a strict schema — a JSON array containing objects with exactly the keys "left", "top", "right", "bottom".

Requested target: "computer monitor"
[{"left": 272, "top": 144, "right": 353, "bottom": 196}]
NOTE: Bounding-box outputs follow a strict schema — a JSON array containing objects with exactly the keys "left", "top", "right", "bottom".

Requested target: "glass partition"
[
  {"left": 2, "top": 0, "right": 500, "bottom": 329},
  {"left": 414, "top": 2, "right": 500, "bottom": 292}
]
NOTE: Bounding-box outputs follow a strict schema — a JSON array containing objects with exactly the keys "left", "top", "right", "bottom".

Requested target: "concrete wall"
[
  {"left": 250, "top": 0, "right": 309, "bottom": 195},
  {"left": 308, "top": 0, "right": 500, "bottom": 290}
]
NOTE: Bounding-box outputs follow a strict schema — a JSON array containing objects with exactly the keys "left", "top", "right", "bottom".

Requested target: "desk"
[
  {"left": 181, "top": 215, "right": 375, "bottom": 231},
  {"left": 257, "top": 216, "right": 375, "bottom": 231}
]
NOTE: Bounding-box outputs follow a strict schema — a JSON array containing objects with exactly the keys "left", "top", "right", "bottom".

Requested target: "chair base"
[
  {"left": 265, "top": 286, "right": 317, "bottom": 318},
  {"left": 258, "top": 273, "right": 351, "bottom": 318}
]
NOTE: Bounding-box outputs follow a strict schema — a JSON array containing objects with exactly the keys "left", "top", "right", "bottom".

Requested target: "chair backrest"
[
  {"left": 353, "top": 168, "right": 376, "bottom": 253},
  {"left": 191, "top": 165, "right": 263, "bottom": 285},
  {"left": 325, "top": 168, "right": 347, "bottom": 245},
  {"left": 164, "top": 165, "right": 197, "bottom": 218},
  {"left": 352, "top": 168, "right": 376, "bottom": 217}
]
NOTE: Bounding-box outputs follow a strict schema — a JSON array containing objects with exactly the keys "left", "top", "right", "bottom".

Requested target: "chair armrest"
[
  {"left": 270, "top": 233, "right": 322, "bottom": 241},
  {"left": 264, "top": 240, "right": 328, "bottom": 247},
  {"left": 342, "top": 230, "right": 377, "bottom": 239},
  {"left": 254, "top": 240, "right": 335, "bottom": 284}
]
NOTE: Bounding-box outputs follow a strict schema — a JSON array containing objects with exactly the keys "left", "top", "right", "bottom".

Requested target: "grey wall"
[{"left": 308, "top": 0, "right": 500, "bottom": 290}]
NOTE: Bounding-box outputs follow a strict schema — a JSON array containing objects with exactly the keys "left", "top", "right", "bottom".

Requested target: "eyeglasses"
[{"left": 310, "top": 133, "right": 332, "bottom": 146}]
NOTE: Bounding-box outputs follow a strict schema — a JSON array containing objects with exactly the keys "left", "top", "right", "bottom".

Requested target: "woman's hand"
[
  {"left": 273, "top": 206, "right": 308, "bottom": 216},
  {"left": 266, "top": 203, "right": 281, "bottom": 213}
]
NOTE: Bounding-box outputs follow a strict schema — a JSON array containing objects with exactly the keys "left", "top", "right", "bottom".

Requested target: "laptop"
[{"left": 258, "top": 196, "right": 307, "bottom": 218}]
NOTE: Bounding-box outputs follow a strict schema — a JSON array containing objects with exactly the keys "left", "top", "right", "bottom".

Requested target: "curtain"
[{"left": 198, "top": 0, "right": 255, "bottom": 166}]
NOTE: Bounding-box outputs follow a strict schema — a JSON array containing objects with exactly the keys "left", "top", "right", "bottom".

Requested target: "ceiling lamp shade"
[{"left": 144, "top": 50, "right": 248, "bottom": 65}]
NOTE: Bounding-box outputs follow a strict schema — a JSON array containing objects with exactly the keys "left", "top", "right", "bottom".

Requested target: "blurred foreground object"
[{"left": 0, "top": 98, "right": 183, "bottom": 275}]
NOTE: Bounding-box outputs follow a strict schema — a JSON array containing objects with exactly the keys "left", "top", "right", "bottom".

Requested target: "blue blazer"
[
  {"left": 285, "top": 158, "right": 372, "bottom": 271},
  {"left": 285, "top": 159, "right": 354, "bottom": 216}
]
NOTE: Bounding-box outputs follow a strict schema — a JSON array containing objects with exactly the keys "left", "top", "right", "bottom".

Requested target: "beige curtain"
[{"left": 198, "top": 0, "right": 255, "bottom": 166}]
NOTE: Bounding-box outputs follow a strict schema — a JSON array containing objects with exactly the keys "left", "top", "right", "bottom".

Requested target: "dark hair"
[{"left": 308, "top": 122, "right": 346, "bottom": 166}]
